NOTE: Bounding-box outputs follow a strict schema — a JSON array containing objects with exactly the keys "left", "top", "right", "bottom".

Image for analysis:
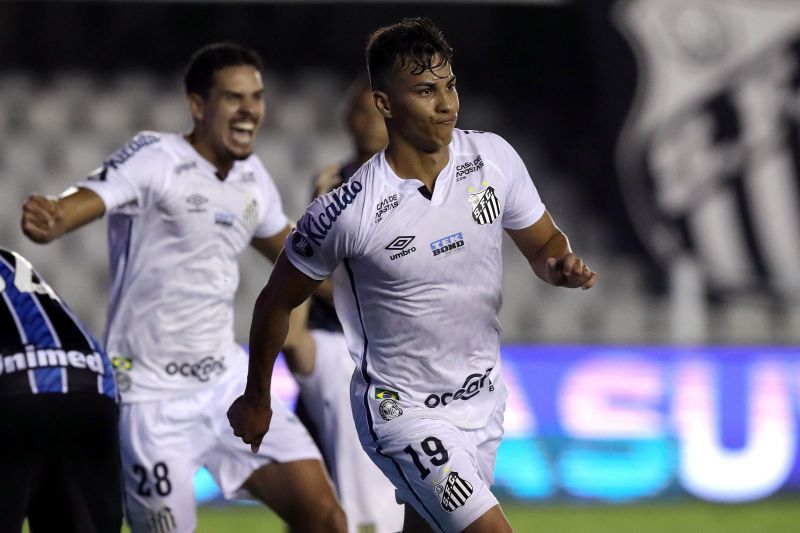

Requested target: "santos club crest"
[
  {"left": 434, "top": 471, "right": 474, "bottom": 512},
  {"left": 468, "top": 186, "right": 500, "bottom": 225}
]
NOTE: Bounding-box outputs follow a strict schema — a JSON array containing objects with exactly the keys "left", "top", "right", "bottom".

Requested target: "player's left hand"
[
  {"left": 227, "top": 394, "right": 272, "bottom": 454},
  {"left": 545, "top": 253, "right": 598, "bottom": 290}
]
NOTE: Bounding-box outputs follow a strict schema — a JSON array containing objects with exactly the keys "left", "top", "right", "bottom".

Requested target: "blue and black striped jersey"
[{"left": 0, "top": 247, "right": 115, "bottom": 399}]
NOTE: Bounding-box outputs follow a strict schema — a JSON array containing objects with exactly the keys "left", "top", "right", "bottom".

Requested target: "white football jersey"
[
  {"left": 284, "top": 129, "right": 545, "bottom": 431},
  {"left": 78, "top": 132, "right": 288, "bottom": 402}
]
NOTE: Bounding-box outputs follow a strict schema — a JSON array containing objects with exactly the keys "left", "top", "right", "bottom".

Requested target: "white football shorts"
[
  {"left": 357, "top": 403, "right": 505, "bottom": 532},
  {"left": 120, "top": 347, "right": 321, "bottom": 533},
  {"left": 295, "top": 329, "right": 404, "bottom": 533}
]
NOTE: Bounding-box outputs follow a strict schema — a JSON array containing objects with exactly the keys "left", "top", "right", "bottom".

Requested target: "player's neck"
[
  {"left": 185, "top": 132, "right": 233, "bottom": 179},
  {"left": 384, "top": 140, "right": 449, "bottom": 193},
  {"left": 354, "top": 148, "right": 374, "bottom": 168}
]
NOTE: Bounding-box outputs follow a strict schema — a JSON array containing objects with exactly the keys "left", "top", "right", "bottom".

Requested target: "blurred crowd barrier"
[{"left": 0, "top": 68, "right": 796, "bottom": 344}]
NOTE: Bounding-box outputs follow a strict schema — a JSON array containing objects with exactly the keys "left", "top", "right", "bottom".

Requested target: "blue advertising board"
[{"left": 196, "top": 345, "right": 800, "bottom": 504}]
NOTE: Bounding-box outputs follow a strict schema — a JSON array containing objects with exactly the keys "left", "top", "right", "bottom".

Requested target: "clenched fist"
[
  {"left": 21, "top": 194, "right": 62, "bottom": 243},
  {"left": 545, "top": 253, "right": 598, "bottom": 290},
  {"left": 227, "top": 394, "right": 272, "bottom": 454}
]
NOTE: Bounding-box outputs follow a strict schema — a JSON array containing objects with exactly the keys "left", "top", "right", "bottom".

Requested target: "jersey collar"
[
  {"left": 175, "top": 133, "right": 246, "bottom": 182},
  {"left": 378, "top": 145, "right": 455, "bottom": 206}
]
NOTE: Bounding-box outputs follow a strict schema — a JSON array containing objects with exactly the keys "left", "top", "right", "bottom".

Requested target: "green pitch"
[
  {"left": 144, "top": 497, "right": 800, "bottom": 532},
  {"left": 24, "top": 498, "right": 800, "bottom": 532}
]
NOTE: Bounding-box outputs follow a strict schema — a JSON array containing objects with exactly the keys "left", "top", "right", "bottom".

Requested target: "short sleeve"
[
  {"left": 76, "top": 132, "right": 167, "bottom": 215},
  {"left": 252, "top": 163, "right": 289, "bottom": 239},
  {"left": 491, "top": 135, "right": 546, "bottom": 230},
  {"left": 283, "top": 184, "right": 361, "bottom": 281}
]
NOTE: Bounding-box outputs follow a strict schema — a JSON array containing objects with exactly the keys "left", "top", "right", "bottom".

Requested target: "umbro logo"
[
  {"left": 186, "top": 194, "right": 208, "bottom": 213},
  {"left": 385, "top": 236, "right": 415, "bottom": 251},
  {"left": 386, "top": 236, "right": 416, "bottom": 261}
]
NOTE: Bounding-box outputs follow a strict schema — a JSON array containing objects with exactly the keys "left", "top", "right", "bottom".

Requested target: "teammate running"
[
  {"left": 285, "top": 76, "right": 404, "bottom": 533},
  {"left": 21, "top": 43, "right": 345, "bottom": 533},
  {"left": 0, "top": 247, "right": 121, "bottom": 532},
  {"left": 228, "top": 18, "right": 597, "bottom": 533}
]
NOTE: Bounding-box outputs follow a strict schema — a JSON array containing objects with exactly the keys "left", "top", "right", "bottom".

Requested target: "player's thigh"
[
  {"left": 475, "top": 401, "right": 505, "bottom": 486},
  {"left": 59, "top": 395, "right": 123, "bottom": 532},
  {"left": 204, "top": 369, "right": 323, "bottom": 500},
  {"left": 367, "top": 417, "right": 499, "bottom": 533},
  {"left": 119, "top": 402, "right": 202, "bottom": 533},
  {"left": 0, "top": 395, "right": 46, "bottom": 532},
  {"left": 20, "top": 394, "right": 122, "bottom": 533},
  {"left": 403, "top": 503, "right": 435, "bottom": 533}
]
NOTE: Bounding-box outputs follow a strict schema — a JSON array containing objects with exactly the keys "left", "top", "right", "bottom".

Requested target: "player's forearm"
[
  {"left": 531, "top": 231, "right": 570, "bottom": 282},
  {"left": 22, "top": 188, "right": 106, "bottom": 244},
  {"left": 282, "top": 299, "right": 317, "bottom": 376},
  {"left": 244, "top": 288, "right": 291, "bottom": 405}
]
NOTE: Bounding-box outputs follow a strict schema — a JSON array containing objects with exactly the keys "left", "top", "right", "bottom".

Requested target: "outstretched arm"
[
  {"left": 21, "top": 187, "right": 106, "bottom": 244},
  {"left": 505, "top": 210, "right": 597, "bottom": 289},
  {"left": 227, "top": 252, "right": 322, "bottom": 452}
]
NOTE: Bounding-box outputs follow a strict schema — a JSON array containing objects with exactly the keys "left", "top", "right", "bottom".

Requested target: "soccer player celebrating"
[
  {"left": 0, "top": 247, "right": 121, "bottom": 532},
  {"left": 21, "top": 43, "right": 345, "bottom": 533},
  {"left": 228, "top": 18, "right": 597, "bottom": 533},
  {"left": 284, "top": 76, "right": 404, "bottom": 533}
]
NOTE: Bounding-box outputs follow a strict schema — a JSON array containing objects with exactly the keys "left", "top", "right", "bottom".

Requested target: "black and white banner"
[{"left": 615, "top": 0, "right": 800, "bottom": 297}]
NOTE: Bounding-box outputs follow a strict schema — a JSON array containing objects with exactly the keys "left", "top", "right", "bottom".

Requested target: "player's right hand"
[
  {"left": 21, "top": 194, "right": 62, "bottom": 244},
  {"left": 227, "top": 394, "right": 272, "bottom": 454}
]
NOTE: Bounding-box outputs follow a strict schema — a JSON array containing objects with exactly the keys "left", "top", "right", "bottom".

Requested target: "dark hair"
[
  {"left": 184, "top": 42, "right": 264, "bottom": 97},
  {"left": 365, "top": 17, "right": 454, "bottom": 90}
]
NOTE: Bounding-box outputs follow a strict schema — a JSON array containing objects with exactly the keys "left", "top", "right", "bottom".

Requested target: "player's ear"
[
  {"left": 188, "top": 93, "right": 205, "bottom": 122},
  {"left": 373, "top": 91, "right": 391, "bottom": 119}
]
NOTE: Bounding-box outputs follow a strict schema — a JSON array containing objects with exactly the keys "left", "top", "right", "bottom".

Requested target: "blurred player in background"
[
  {"left": 21, "top": 43, "right": 345, "bottom": 533},
  {"left": 229, "top": 18, "right": 597, "bottom": 532},
  {"left": 0, "top": 247, "right": 121, "bottom": 532},
  {"left": 283, "top": 77, "right": 404, "bottom": 533}
]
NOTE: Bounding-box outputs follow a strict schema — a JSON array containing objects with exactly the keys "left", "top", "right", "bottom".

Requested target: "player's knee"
[
  {"left": 462, "top": 504, "right": 512, "bottom": 533},
  {"left": 321, "top": 499, "right": 347, "bottom": 533},
  {"left": 287, "top": 495, "right": 346, "bottom": 533}
]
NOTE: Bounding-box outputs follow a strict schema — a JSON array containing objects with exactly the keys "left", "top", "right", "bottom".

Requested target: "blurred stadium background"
[{"left": 4, "top": 0, "right": 800, "bottom": 531}]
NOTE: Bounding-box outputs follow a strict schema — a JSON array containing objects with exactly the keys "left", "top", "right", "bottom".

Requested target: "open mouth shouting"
[{"left": 230, "top": 120, "right": 257, "bottom": 148}]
